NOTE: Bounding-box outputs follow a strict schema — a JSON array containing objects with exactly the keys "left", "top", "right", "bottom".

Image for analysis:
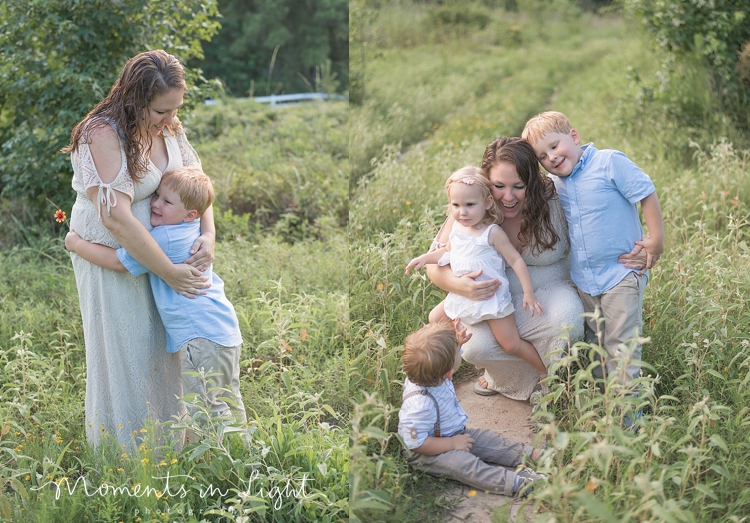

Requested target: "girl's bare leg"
[
  {"left": 488, "top": 316, "right": 547, "bottom": 376},
  {"left": 428, "top": 300, "right": 449, "bottom": 324}
]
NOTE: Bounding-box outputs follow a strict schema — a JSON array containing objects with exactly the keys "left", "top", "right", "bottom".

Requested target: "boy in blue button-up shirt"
[
  {"left": 523, "top": 111, "right": 664, "bottom": 393},
  {"left": 66, "top": 166, "right": 246, "bottom": 425}
]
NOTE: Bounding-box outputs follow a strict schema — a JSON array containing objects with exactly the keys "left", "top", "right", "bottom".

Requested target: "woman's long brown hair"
[
  {"left": 481, "top": 137, "right": 560, "bottom": 255},
  {"left": 62, "top": 50, "right": 186, "bottom": 182}
]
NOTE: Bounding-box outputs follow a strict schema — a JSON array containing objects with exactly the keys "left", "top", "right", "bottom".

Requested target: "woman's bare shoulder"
[{"left": 86, "top": 121, "right": 121, "bottom": 153}]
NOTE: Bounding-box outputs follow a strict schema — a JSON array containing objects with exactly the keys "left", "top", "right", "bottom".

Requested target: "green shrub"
[{"left": 625, "top": 0, "right": 750, "bottom": 127}]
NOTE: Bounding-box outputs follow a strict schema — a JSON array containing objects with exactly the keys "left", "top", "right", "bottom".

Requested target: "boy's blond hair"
[
  {"left": 445, "top": 166, "right": 503, "bottom": 226},
  {"left": 403, "top": 322, "right": 458, "bottom": 387},
  {"left": 521, "top": 111, "right": 573, "bottom": 146},
  {"left": 159, "top": 166, "right": 214, "bottom": 216}
]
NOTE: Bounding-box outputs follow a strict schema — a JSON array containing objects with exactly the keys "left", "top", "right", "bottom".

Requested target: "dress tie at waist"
[{"left": 97, "top": 183, "right": 118, "bottom": 218}]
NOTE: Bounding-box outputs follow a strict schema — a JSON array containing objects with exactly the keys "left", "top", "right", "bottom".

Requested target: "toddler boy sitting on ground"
[{"left": 398, "top": 319, "right": 546, "bottom": 496}]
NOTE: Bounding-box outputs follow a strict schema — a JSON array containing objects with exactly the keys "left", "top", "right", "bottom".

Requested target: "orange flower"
[
  {"left": 301, "top": 329, "right": 307, "bottom": 342},
  {"left": 280, "top": 341, "right": 292, "bottom": 352},
  {"left": 586, "top": 476, "right": 600, "bottom": 492},
  {"left": 54, "top": 210, "right": 67, "bottom": 222}
]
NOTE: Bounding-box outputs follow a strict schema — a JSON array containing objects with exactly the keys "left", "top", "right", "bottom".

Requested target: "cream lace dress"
[
  {"left": 69, "top": 120, "right": 201, "bottom": 448},
  {"left": 459, "top": 198, "right": 585, "bottom": 400}
]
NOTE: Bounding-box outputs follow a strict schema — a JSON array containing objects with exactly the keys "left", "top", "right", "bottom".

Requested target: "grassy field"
[
  {"left": 0, "top": 100, "right": 348, "bottom": 522},
  {"left": 350, "top": 1, "right": 750, "bottom": 521}
]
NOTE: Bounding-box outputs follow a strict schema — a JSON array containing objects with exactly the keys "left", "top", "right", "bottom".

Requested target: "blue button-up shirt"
[
  {"left": 117, "top": 220, "right": 242, "bottom": 353},
  {"left": 551, "top": 143, "right": 655, "bottom": 296}
]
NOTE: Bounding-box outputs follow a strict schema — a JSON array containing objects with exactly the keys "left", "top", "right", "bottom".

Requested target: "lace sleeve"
[
  {"left": 175, "top": 131, "right": 202, "bottom": 168},
  {"left": 71, "top": 140, "right": 134, "bottom": 218}
]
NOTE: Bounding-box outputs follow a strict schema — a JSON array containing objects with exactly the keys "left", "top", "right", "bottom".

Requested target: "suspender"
[{"left": 403, "top": 388, "right": 442, "bottom": 437}]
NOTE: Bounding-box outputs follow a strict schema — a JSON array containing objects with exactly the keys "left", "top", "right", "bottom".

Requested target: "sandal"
[{"left": 474, "top": 381, "right": 498, "bottom": 396}]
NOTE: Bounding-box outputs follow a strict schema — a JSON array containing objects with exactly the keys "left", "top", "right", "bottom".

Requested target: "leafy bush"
[{"left": 625, "top": 0, "right": 750, "bottom": 127}]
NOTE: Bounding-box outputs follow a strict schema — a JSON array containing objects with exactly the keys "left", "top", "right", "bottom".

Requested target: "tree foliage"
[
  {"left": 191, "top": 0, "right": 348, "bottom": 96},
  {"left": 626, "top": 0, "right": 750, "bottom": 126},
  {"left": 0, "top": 0, "right": 220, "bottom": 215}
]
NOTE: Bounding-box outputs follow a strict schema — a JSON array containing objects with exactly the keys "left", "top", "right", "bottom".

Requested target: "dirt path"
[{"left": 441, "top": 370, "right": 539, "bottom": 522}]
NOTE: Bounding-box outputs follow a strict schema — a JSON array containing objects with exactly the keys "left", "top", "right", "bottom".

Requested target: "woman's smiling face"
[
  {"left": 147, "top": 88, "right": 185, "bottom": 137},
  {"left": 487, "top": 162, "right": 527, "bottom": 220}
]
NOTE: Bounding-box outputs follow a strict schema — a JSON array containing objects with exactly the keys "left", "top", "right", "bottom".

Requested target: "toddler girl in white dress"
[{"left": 406, "top": 167, "right": 549, "bottom": 383}]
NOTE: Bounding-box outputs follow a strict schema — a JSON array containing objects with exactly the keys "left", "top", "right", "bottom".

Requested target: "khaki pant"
[
  {"left": 181, "top": 337, "right": 247, "bottom": 423},
  {"left": 578, "top": 272, "right": 648, "bottom": 386},
  {"left": 404, "top": 427, "right": 534, "bottom": 496}
]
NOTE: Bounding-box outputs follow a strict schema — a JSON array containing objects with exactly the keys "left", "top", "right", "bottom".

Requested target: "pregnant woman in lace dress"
[
  {"left": 62, "top": 50, "right": 214, "bottom": 448},
  {"left": 427, "top": 137, "right": 645, "bottom": 401}
]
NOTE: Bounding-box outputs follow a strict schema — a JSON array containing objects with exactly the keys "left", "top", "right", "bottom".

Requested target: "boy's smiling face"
[
  {"left": 150, "top": 184, "right": 197, "bottom": 227},
  {"left": 532, "top": 129, "right": 583, "bottom": 177}
]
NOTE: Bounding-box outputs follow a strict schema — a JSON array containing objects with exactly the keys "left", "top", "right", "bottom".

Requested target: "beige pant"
[
  {"left": 578, "top": 272, "right": 648, "bottom": 386},
  {"left": 181, "top": 337, "right": 247, "bottom": 423}
]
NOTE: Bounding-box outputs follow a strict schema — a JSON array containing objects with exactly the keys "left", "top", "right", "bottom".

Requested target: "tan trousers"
[
  {"left": 578, "top": 272, "right": 648, "bottom": 386},
  {"left": 181, "top": 337, "right": 247, "bottom": 423}
]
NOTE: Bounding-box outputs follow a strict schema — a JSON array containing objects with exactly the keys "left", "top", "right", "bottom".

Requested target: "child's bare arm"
[
  {"left": 65, "top": 230, "right": 127, "bottom": 272},
  {"left": 406, "top": 246, "right": 447, "bottom": 275},
  {"left": 489, "top": 227, "right": 543, "bottom": 316},
  {"left": 637, "top": 191, "right": 665, "bottom": 273},
  {"left": 412, "top": 433, "right": 475, "bottom": 455}
]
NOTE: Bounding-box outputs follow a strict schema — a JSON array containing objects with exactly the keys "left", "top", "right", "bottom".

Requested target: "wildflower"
[
  {"left": 55, "top": 210, "right": 67, "bottom": 222},
  {"left": 724, "top": 367, "right": 729, "bottom": 372},
  {"left": 468, "top": 490, "right": 477, "bottom": 497},
  {"left": 160, "top": 461, "right": 167, "bottom": 466},
  {"left": 301, "top": 329, "right": 307, "bottom": 341},
  {"left": 25, "top": 475, "right": 30, "bottom": 481},
  {"left": 171, "top": 459, "right": 178, "bottom": 464},
  {"left": 377, "top": 284, "right": 384, "bottom": 291},
  {"left": 406, "top": 199, "right": 411, "bottom": 205},
  {"left": 586, "top": 477, "right": 600, "bottom": 492},
  {"left": 141, "top": 458, "right": 148, "bottom": 464},
  {"left": 140, "top": 428, "right": 147, "bottom": 433}
]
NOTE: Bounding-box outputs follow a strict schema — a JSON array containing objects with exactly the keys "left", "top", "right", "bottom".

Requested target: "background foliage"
[
  {"left": 191, "top": 0, "right": 348, "bottom": 96},
  {"left": 625, "top": 0, "right": 750, "bottom": 128}
]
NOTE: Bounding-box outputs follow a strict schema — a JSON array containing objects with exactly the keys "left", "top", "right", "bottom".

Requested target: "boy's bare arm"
[
  {"left": 65, "top": 231, "right": 127, "bottom": 272},
  {"left": 637, "top": 191, "right": 665, "bottom": 273},
  {"left": 412, "top": 433, "right": 475, "bottom": 455}
]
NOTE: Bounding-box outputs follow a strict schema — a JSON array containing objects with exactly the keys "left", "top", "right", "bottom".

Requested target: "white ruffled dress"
[{"left": 439, "top": 222, "right": 514, "bottom": 325}]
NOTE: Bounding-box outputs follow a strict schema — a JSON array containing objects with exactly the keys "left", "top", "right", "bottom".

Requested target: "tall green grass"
[{"left": 350, "top": 1, "right": 750, "bottom": 521}]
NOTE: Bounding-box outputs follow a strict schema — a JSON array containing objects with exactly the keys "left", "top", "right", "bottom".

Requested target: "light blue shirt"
[
  {"left": 397, "top": 378, "right": 469, "bottom": 449},
  {"left": 551, "top": 143, "right": 655, "bottom": 296},
  {"left": 116, "top": 220, "right": 242, "bottom": 353}
]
